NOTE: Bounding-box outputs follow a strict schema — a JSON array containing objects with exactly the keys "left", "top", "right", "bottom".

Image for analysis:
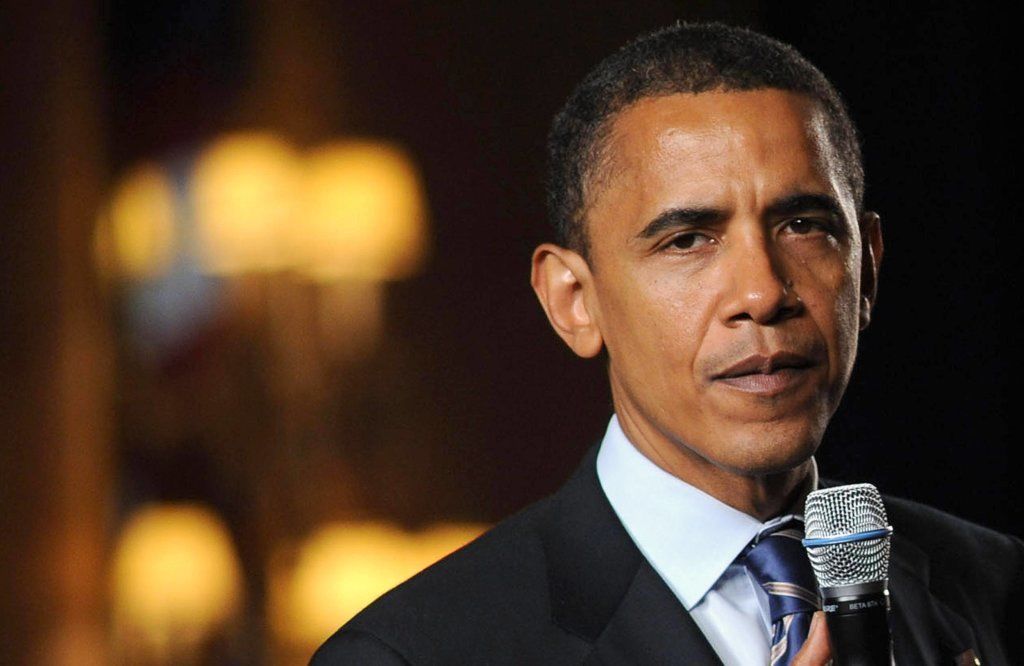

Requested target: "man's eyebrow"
[
  {"left": 635, "top": 193, "right": 846, "bottom": 241},
  {"left": 765, "top": 192, "right": 846, "bottom": 220},
  {"left": 635, "top": 207, "right": 725, "bottom": 240}
]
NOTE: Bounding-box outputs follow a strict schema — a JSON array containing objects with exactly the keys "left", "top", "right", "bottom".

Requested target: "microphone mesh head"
[{"left": 803, "top": 483, "right": 891, "bottom": 588}]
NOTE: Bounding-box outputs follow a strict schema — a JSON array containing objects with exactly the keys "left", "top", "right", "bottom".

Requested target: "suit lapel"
[
  {"left": 888, "top": 532, "right": 979, "bottom": 665},
  {"left": 539, "top": 444, "right": 722, "bottom": 664},
  {"left": 585, "top": 561, "right": 723, "bottom": 665}
]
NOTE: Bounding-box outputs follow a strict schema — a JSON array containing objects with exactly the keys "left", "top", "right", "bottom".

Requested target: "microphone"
[{"left": 802, "top": 483, "right": 894, "bottom": 666}]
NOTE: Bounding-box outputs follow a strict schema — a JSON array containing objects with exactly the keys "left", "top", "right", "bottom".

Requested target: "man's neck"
[{"left": 614, "top": 407, "right": 816, "bottom": 521}]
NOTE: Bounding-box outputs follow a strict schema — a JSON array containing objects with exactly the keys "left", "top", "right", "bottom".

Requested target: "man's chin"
[
  {"left": 720, "top": 452, "right": 815, "bottom": 479},
  {"left": 706, "top": 431, "right": 821, "bottom": 478}
]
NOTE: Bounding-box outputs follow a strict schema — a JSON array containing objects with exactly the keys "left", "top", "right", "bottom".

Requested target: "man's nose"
[{"left": 717, "top": 233, "right": 802, "bottom": 326}]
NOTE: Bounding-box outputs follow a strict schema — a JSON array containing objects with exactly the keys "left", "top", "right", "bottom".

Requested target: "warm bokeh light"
[
  {"left": 295, "top": 140, "right": 429, "bottom": 282},
  {"left": 270, "top": 521, "right": 486, "bottom": 649},
  {"left": 192, "top": 132, "right": 303, "bottom": 274},
  {"left": 94, "top": 163, "right": 178, "bottom": 281},
  {"left": 110, "top": 504, "right": 243, "bottom": 655},
  {"left": 100, "top": 135, "right": 429, "bottom": 285}
]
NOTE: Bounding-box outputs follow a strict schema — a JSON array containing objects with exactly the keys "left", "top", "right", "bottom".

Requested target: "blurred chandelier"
[
  {"left": 93, "top": 132, "right": 429, "bottom": 363},
  {"left": 95, "top": 131, "right": 429, "bottom": 285},
  {"left": 110, "top": 504, "right": 243, "bottom": 661}
]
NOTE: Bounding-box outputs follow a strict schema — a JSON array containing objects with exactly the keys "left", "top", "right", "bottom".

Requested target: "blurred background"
[{"left": 1, "top": 1, "right": 1017, "bottom": 664}]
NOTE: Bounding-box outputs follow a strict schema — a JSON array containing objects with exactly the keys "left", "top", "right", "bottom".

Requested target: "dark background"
[{"left": 1, "top": 1, "right": 1016, "bottom": 663}]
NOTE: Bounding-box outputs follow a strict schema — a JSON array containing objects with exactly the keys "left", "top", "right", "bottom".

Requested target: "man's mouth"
[{"left": 711, "top": 351, "right": 817, "bottom": 395}]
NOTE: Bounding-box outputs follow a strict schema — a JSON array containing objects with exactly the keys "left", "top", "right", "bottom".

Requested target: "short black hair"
[{"left": 546, "top": 21, "right": 864, "bottom": 256}]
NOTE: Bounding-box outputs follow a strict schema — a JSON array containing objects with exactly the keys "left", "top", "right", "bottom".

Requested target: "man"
[{"left": 312, "top": 22, "right": 1021, "bottom": 665}]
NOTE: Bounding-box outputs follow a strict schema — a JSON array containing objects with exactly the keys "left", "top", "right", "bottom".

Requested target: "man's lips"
[
  {"left": 711, "top": 351, "right": 817, "bottom": 395},
  {"left": 712, "top": 351, "right": 816, "bottom": 380}
]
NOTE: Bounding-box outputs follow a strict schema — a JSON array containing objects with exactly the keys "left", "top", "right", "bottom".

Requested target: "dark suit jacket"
[{"left": 311, "top": 445, "right": 1022, "bottom": 665}]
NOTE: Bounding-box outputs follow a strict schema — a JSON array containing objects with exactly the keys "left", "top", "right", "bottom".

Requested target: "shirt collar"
[{"left": 595, "top": 414, "right": 818, "bottom": 610}]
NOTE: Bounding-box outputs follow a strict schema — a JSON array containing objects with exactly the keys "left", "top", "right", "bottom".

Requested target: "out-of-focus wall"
[{"left": 1, "top": 3, "right": 112, "bottom": 664}]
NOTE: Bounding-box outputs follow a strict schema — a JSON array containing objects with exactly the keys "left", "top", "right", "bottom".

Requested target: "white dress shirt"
[{"left": 595, "top": 414, "right": 817, "bottom": 666}]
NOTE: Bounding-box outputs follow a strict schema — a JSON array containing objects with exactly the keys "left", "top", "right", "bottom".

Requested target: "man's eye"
[
  {"left": 666, "top": 233, "right": 713, "bottom": 250},
  {"left": 785, "top": 218, "right": 830, "bottom": 235}
]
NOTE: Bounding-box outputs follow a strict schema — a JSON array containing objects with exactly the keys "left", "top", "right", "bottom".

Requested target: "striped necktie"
[{"left": 743, "top": 520, "right": 821, "bottom": 665}]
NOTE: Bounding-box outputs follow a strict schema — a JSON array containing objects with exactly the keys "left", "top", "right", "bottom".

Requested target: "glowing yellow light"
[
  {"left": 110, "top": 504, "right": 243, "bottom": 651},
  {"left": 271, "top": 521, "right": 486, "bottom": 648},
  {"left": 192, "top": 132, "right": 303, "bottom": 274},
  {"left": 295, "top": 140, "right": 429, "bottom": 282},
  {"left": 94, "top": 163, "right": 178, "bottom": 280}
]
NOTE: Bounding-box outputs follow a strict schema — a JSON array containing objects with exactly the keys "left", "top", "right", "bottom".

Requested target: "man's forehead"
[
  {"left": 605, "top": 89, "right": 824, "bottom": 173},
  {"left": 587, "top": 89, "right": 852, "bottom": 229}
]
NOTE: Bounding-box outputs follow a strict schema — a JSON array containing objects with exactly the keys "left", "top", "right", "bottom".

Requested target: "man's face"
[{"left": 583, "top": 89, "right": 876, "bottom": 478}]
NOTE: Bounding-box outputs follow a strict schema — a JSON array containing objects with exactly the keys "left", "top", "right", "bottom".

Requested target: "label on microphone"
[
  {"left": 821, "top": 590, "right": 890, "bottom": 616},
  {"left": 821, "top": 587, "right": 893, "bottom": 664}
]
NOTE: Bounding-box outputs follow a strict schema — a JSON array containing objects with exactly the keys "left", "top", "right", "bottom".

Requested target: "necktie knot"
[
  {"left": 743, "top": 519, "right": 820, "bottom": 665},
  {"left": 744, "top": 519, "right": 820, "bottom": 621}
]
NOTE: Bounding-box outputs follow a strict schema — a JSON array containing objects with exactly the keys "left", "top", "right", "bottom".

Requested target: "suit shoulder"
[
  {"left": 884, "top": 494, "right": 1024, "bottom": 582},
  {"left": 885, "top": 494, "right": 1023, "bottom": 556},
  {"left": 310, "top": 628, "right": 411, "bottom": 665},
  {"left": 313, "top": 494, "right": 582, "bottom": 664},
  {"left": 357, "top": 494, "right": 553, "bottom": 616}
]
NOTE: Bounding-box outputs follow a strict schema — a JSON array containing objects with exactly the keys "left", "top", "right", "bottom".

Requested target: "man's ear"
[
  {"left": 530, "top": 243, "right": 604, "bottom": 357},
  {"left": 858, "top": 211, "right": 884, "bottom": 331}
]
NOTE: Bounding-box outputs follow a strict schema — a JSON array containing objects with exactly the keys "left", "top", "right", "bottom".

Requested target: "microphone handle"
[{"left": 821, "top": 581, "right": 893, "bottom": 666}]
